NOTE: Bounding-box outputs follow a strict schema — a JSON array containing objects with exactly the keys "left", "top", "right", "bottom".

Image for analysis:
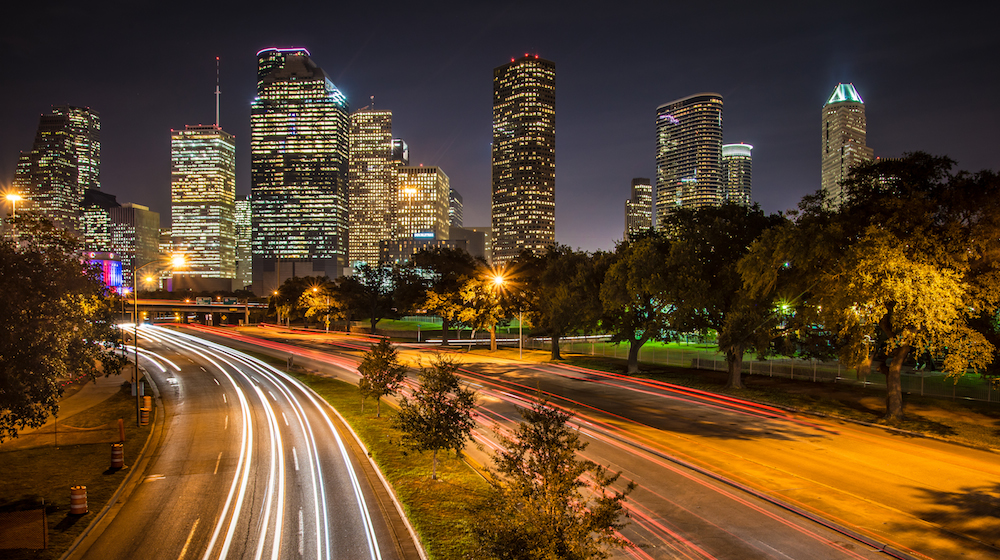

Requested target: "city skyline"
[{"left": 1, "top": 2, "right": 997, "bottom": 253}]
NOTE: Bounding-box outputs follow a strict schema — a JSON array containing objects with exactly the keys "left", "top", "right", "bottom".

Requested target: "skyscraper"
[
  {"left": 721, "top": 143, "right": 753, "bottom": 206},
  {"left": 81, "top": 188, "right": 120, "bottom": 252},
  {"left": 492, "top": 55, "right": 556, "bottom": 264},
  {"left": 250, "top": 47, "right": 350, "bottom": 293},
  {"left": 171, "top": 124, "right": 236, "bottom": 290},
  {"left": 654, "top": 93, "right": 723, "bottom": 228},
  {"left": 349, "top": 107, "right": 396, "bottom": 266},
  {"left": 235, "top": 196, "right": 252, "bottom": 290},
  {"left": 110, "top": 203, "right": 160, "bottom": 289},
  {"left": 13, "top": 105, "right": 101, "bottom": 233},
  {"left": 449, "top": 188, "right": 463, "bottom": 227},
  {"left": 624, "top": 178, "right": 652, "bottom": 241},
  {"left": 398, "top": 166, "right": 450, "bottom": 240},
  {"left": 821, "top": 83, "right": 873, "bottom": 204}
]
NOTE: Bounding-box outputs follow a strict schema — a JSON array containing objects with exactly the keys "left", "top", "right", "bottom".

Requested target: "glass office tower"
[
  {"left": 348, "top": 108, "right": 396, "bottom": 266},
  {"left": 250, "top": 47, "right": 350, "bottom": 292},
  {"left": 721, "top": 143, "right": 753, "bottom": 206},
  {"left": 821, "top": 83, "right": 873, "bottom": 205}
]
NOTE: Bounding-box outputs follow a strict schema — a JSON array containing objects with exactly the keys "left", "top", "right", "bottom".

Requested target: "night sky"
[{"left": 2, "top": 1, "right": 997, "bottom": 253}]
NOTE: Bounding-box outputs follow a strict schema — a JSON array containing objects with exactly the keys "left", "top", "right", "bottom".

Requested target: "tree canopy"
[
  {"left": 357, "top": 338, "right": 407, "bottom": 417},
  {"left": 740, "top": 153, "right": 1000, "bottom": 419},
  {"left": 412, "top": 247, "right": 482, "bottom": 345},
  {"left": 470, "top": 400, "right": 635, "bottom": 560},
  {"left": 0, "top": 217, "right": 126, "bottom": 441}
]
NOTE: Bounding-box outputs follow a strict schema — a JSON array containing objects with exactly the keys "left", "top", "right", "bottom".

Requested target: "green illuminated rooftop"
[{"left": 825, "top": 83, "right": 864, "bottom": 105}]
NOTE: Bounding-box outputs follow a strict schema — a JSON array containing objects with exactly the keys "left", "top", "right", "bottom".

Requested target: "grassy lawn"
[
  {"left": 0, "top": 382, "right": 152, "bottom": 559},
  {"left": 239, "top": 349, "right": 488, "bottom": 560}
]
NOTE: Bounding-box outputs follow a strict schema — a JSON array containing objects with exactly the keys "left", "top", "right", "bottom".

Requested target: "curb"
[{"left": 60, "top": 368, "right": 164, "bottom": 560}]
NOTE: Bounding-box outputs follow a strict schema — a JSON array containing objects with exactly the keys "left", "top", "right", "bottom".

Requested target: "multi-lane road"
[
  {"left": 180, "top": 325, "right": 1000, "bottom": 560},
  {"left": 70, "top": 325, "right": 417, "bottom": 560}
]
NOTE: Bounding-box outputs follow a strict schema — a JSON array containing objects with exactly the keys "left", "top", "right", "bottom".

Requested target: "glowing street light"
[{"left": 5, "top": 193, "right": 22, "bottom": 219}]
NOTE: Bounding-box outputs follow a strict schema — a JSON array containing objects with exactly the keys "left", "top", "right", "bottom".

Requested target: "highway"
[
  {"left": 179, "top": 325, "right": 1000, "bottom": 560},
  {"left": 71, "top": 324, "right": 414, "bottom": 560}
]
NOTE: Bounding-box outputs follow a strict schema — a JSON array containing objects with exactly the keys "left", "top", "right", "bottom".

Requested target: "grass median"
[{"left": 0, "top": 380, "right": 152, "bottom": 559}]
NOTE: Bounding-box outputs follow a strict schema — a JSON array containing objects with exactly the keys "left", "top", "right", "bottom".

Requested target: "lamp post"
[
  {"left": 6, "top": 193, "right": 22, "bottom": 240},
  {"left": 492, "top": 272, "right": 523, "bottom": 358}
]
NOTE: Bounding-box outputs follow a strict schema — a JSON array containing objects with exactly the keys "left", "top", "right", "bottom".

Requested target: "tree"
[
  {"left": 275, "top": 275, "right": 327, "bottom": 326},
  {"left": 470, "top": 400, "right": 635, "bottom": 560},
  {"left": 599, "top": 235, "right": 672, "bottom": 374},
  {"left": 298, "top": 280, "right": 336, "bottom": 331},
  {"left": 515, "top": 247, "right": 605, "bottom": 360},
  {"left": 357, "top": 338, "right": 407, "bottom": 417},
  {"left": 741, "top": 153, "right": 1000, "bottom": 420},
  {"left": 412, "top": 247, "right": 482, "bottom": 345},
  {"left": 458, "top": 275, "right": 509, "bottom": 352},
  {"left": 392, "top": 353, "right": 476, "bottom": 479},
  {"left": 662, "top": 203, "right": 786, "bottom": 388},
  {"left": 0, "top": 217, "right": 126, "bottom": 442},
  {"left": 339, "top": 263, "right": 425, "bottom": 334}
]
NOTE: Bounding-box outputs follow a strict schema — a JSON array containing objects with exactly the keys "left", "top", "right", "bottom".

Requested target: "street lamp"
[
  {"left": 5, "top": 193, "right": 22, "bottom": 239},
  {"left": 491, "top": 272, "right": 523, "bottom": 358}
]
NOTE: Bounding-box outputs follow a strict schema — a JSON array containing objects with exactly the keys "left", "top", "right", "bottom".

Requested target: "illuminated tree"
[{"left": 357, "top": 338, "right": 407, "bottom": 417}]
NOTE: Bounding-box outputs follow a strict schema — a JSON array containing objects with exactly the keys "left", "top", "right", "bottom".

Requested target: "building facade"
[
  {"left": 81, "top": 188, "right": 120, "bottom": 252},
  {"left": 449, "top": 188, "right": 463, "bottom": 227},
  {"left": 721, "top": 143, "right": 753, "bottom": 206},
  {"left": 821, "top": 83, "right": 873, "bottom": 205},
  {"left": 398, "top": 166, "right": 450, "bottom": 241},
  {"left": 13, "top": 106, "right": 101, "bottom": 233},
  {"left": 250, "top": 47, "right": 350, "bottom": 294},
  {"left": 491, "top": 55, "right": 556, "bottom": 264},
  {"left": 171, "top": 124, "right": 237, "bottom": 289},
  {"left": 348, "top": 108, "right": 396, "bottom": 266},
  {"left": 624, "top": 177, "right": 653, "bottom": 241},
  {"left": 110, "top": 203, "right": 160, "bottom": 289},
  {"left": 654, "top": 93, "right": 723, "bottom": 228},
  {"left": 234, "top": 196, "right": 252, "bottom": 290}
]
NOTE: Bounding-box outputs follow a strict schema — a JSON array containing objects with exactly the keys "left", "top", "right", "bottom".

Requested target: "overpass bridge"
[{"left": 121, "top": 298, "right": 266, "bottom": 326}]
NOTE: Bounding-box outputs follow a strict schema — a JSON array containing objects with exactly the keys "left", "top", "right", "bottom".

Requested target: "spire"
[
  {"left": 215, "top": 57, "right": 221, "bottom": 127},
  {"left": 826, "top": 83, "right": 863, "bottom": 105}
]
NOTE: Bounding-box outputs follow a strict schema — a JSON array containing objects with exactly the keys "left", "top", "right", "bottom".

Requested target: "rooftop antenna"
[
  {"left": 215, "top": 57, "right": 221, "bottom": 127},
  {"left": 370, "top": 95, "right": 374, "bottom": 110}
]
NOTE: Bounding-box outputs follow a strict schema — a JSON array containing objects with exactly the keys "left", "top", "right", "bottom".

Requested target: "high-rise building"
[
  {"left": 81, "top": 188, "right": 120, "bottom": 252},
  {"left": 235, "top": 196, "right": 252, "bottom": 290},
  {"left": 449, "top": 188, "right": 464, "bottom": 227},
  {"left": 654, "top": 93, "right": 723, "bottom": 228},
  {"left": 821, "top": 83, "right": 873, "bottom": 204},
  {"left": 624, "top": 178, "right": 652, "bottom": 241},
  {"left": 13, "top": 106, "right": 101, "bottom": 233},
  {"left": 250, "top": 47, "right": 350, "bottom": 294},
  {"left": 398, "top": 166, "right": 450, "bottom": 241},
  {"left": 721, "top": 143, "right": 753, "bottom": 206},
  {"left": 110, "top": 203, "right": 160, "bottom": 289},
  {"left": 391, "top": 138, "right": 410, "bottom": 165},
  {"left": 491, "top": 55, "right": 556, "bottom": 264},
  {"left": 349, "top": 107, "right": 396, "bottom": 266},
  {"left": 171, "top": 124, "right": 237, "bottom": 290}
]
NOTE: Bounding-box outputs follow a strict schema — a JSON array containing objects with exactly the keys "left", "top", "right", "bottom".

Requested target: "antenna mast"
[{"left": 215, "top": 57, "right": 221, "bottom": 127}]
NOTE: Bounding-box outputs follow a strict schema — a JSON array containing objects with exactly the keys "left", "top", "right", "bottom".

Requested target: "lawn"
[{"left": 0, "top": 381, "right": 152, "bottom": 559}]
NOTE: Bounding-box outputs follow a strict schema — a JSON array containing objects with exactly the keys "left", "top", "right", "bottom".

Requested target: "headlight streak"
[
  {"left": 251, "top": 383, "right": 285, "bottom": 560},
  {"left": 138, "top": 327, "right": 256, "bottom": 560},
  {"left": 150, "top": 326, "right": 384, "bottom": 560},
  {"left": 138, "top": 347, "right": 182, "bottom": 371}
]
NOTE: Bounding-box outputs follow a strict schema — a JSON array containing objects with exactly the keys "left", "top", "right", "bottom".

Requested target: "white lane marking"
[
  {"left": 293, "top": 447, "right": 299, "bottom": 471},
  {"left": 269, "top": 390, "right": 276, "bottom": 400},
  {"left": 200, "top": 366, "right": 207, "bottom": 372},
  {"left": 282, "top": 412, "right": 288, "bottom": 426},
  {"left": 214, "top": 452, "right": 222, "bottom": 475},
  {"left": 222, "top": 393, "right": 227, "bottom": 403},
  {"left": 177, "top": 518, "right": 200, "bottom": 560},
  {"left": 214, "top": 378, "right": 220, "bottom": 385},
  {"left": 298, "top": 508, "right": 305, "bottom": 556},
  {"left": 144, "top": 474, "right": 165, "bottom": 482},
  {"left": 225, "top": 415, "right": 228, "bottom": 430}
]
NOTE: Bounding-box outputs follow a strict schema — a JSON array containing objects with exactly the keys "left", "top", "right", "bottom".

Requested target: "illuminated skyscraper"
[
  {"left": 13, "top": 105, "right": 100, "bottom": 233},
  {"left": 171, "top": 124, "right": 236, "bottom": 289},
  {"left": 821, "top": 83, "right": 873, "bottom": 204},
  {"left": 110, "top": 203, "right": 160, "bottom": 289},
  {"left": 398, "top": 166, "right": 450, "bottom": 241},
  {"left": 349, "top": 107, "right": 396, "bottom": 266},
  {"left": 492, "top": 55, "right": 556, "bottom": 264},
  {"left": 82, "top": 188, "right": 120, "bottom": 252},
  {"left": 721, "top": 143, "right": 753, "bottom": 206},
  {"left": 250, "top": 47, "right": 350, "bottom": 293},
  {"left": 235, "top": 196, "right": 252, "bottom": 290},
  {"left": 654, "top": 93, "right": 723, "bottom": 228},
  {"left": 624, "top": 178, "right": 652, "bottom": 241}
]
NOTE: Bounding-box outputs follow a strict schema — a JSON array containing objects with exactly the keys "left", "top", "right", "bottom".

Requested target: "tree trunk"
[
  {"left": 441, "top": 318, "right": 450, "bottom": 346},
  {"left": 551, "top": 333, "right": 562, "bottom": 360},
  {"left": 431, "top": 448, "right": 438, "bottom": 480},
  {"left": 490, "top": 325, "right": 497, "bottom": 352},
  {"left": 376, "top": 397, "right": 381, "bottom": 418},
  {"left": 884, "top": 344, "right": 909, "bottom": 421},
  {"left": 726, "top": 346, "right": 744, "bottom": 389},
  {"left": 370, "top": 317, "right": 378, "bottom": 335},
  {"left": 627, "top": 336, "right": 649, "bottom": 374}
]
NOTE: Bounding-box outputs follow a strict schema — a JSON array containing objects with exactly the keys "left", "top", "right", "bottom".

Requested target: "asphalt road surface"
[
  {"left": 181, "top": 325, "right": 1000, "bottom": 560},
  {"left": 70, "top": 325, "right": 416, "bottom": 560}
]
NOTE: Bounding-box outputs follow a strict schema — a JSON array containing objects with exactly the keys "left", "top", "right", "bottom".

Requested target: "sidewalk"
[{"left": 3, "top": 371, "right": 128, "bottom": 440}]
